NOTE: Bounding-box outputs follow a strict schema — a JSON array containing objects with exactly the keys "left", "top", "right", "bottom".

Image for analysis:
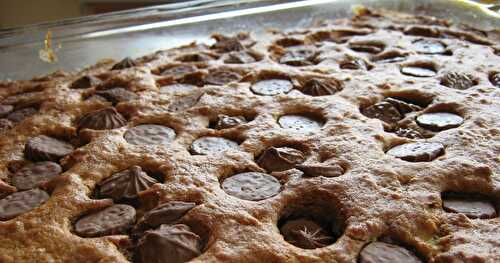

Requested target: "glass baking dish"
[{"left": 0, "top": 0, "right": 498, "bottom": 81}]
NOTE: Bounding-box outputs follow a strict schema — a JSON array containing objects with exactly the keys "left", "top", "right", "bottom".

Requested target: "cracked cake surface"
[{"left": 0, "top": 7, "right": 498, "bottom": 263}]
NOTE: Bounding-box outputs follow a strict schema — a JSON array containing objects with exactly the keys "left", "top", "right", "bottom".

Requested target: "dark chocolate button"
[
  {"left": 0, "top": 189, "right": 49, "bottom": 220},
  {"left": 251, "top": 79, "right": 293, "bottom": 96},
  {"left": 278, "top": 115, "right": 323, "bottom": 132},
  {"left": 301, "top": 78, "right": 343, "bottom": 96},
  {"left": 416, "top": 112, "right": 463, "bottom": 131},
  {"left": 111, "top": 57, "right": 137, "bottom": 70},
  {"left": 6, "top": 107, "right": 37, "bottom": 123},
  {"left": 74, "top": 204, "right": 136, "bottom": 237},
  {"left": 393, "top": 127, "right": 422, "bottom": 139},
  {"left": 279, "top": 49, "right": 317, "bottom": 66},
  {"left": 0, "top": 105, "right": 13, "bottom": 118},
  {"left": 124, "top": 124, "right": 176, "bottom": 146},
  {"left": 135, "top": 201, "right": 196, "bottom": 233},
  {"left": 221, "top": 172, "right": 281, "bottom": 201},
  {"left": 401, "top": 66, "right": 436, "bottom": 77},
  {"left": 0, "top": 119, "right": 13, "bottom": 131},
  {"left": 224, "top": 51, "right": 257, "bottom": 64},
  {"left": 412, "top": 39, "right": 447, "bottom": 54},
  {"left": 296, "top": 163, "right": 344, "bottom": 177},
  {"left": 440, "top": 72, "right": 475, "bottom": 90},
  {"left": 160, "top": 84, "right": 198, "bottom": 94},
  {"left": 359, "top": 242, "right": 422, "bottom": 263},
  {"left": 387, "top": 142, "right": 444, "bottom": 162},
  {"left": 190, "top": 136, "right": 239, "bottom": 155},
  {"left": 137, "top": 224, "right": 202, "bottom": 263},
  {"left": 12, "top": 161, "right": 62, "bottom": 190},
  {"left": 339, "top": 56, "right": 369, "bottom": 70},
  {"left": 361, "top": 102, "right": 402, "bottom": 123},
  {"left": 280, "top": 219, "right": 333, "bottom": 249},
  {"left": 490, "top": 72, "right": 500, "bottom": 88},
  {"left": 96, "top": 88, "right": 138, "bottom": 104},
  {"left": 24, "top": 135, "right": 74, "bottom": 162},
  {"left": 442, "top": 195, "right": 497, "bottom": 219},
  {"left": 215, "top": 115, "right": 246, "bottom": 129},
  {"left": 98, "top": 166, "right": 158, "bottom": 202},
  {"left": 205, "top": 71, "right": 242, "bottom": 85},
  {"left": 70, "top": 75, "right": 101, "bottom": 89},
  {"left": 167, "top": 93, "right": 203, "bottom": 112},
  {"left": 257, "top": 147, "right": 305, "bottom": 172},
  {"left": 160, "top": 65, "right": 197, "bottom": 78},
  {"left": 77, "top": 107, "right": 127, "bottom": 130}
]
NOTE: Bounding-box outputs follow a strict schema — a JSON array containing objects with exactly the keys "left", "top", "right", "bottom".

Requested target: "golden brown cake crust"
[{"left": 0, "top": 8, "right": 499, "bottom": 263}]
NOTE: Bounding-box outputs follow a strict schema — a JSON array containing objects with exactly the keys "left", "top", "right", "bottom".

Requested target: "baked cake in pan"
[{"left": 0, "top": 7, "right": 498, "bottom": 263}]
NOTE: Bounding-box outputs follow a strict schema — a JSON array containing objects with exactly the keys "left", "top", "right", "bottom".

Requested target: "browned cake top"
[{"left": 0, "top": 7, "right": 498, "bottom": 263}]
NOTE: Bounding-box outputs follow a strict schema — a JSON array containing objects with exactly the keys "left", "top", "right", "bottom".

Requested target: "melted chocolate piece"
[
  {"left": 279, "top": 49, "right": 317, "bottom": 66},
  {"left": 0, "top": 189, "right": 49, "bottom": 220},
  {"left": 6, "top": 107, "right": 37, "bottom": 123},
  {"left": 205, "top": 71, "right": 242, "bottom": 85},
  {"left": 211, "top": 36, "right": 244, "bottom": 52},
  {"left": 442, "top": 194, "right": 497, "bottom": 219},
  {"left": 70, "top": 75, "right": 101, "bottom": 89},
  {"left": 137, "top": 224, "right": 202, "bottom": 263},
  {"left": 160, "top": 65, "right": 197, "bottom": 78},
  {"left": 166, "top": 93, "right": 203, "bottom": 112},
  {"left": 383, "top": 98, "right": 422, "bottom": 114},
  {"left": 387, "top": 142, "right": 444, "bottom": 162},
  {"left": 278, "top": 115, "right": 323, "bottom": 132},
  {"left": 362, "top": 102, "right": 402, "bottom": 123},
  {"left": 339, "top": 56, "right": 369, "bottom": 70},
  {"left": 176, "top": 53, "right": 213, "bottom": 62},
  {"left": 190, "top": 136, "right": 239, "bottom": 155},
  {"left": 0, "top": 119, "right": 13, "bottom": 131},
  {"left": 24, "top": 135, "right": 74, "bottom": 162},
  {"left": 124, "top": 124, "right": 176, "bottom": 146},
  {"left": 96, "top": 88, "right": 138, "bottom": 104},
  {"left": 12, "top": 161, "right": 62, "bottom": 190},
  {"left": 301, "top": 78, "right": 343, "bottom": 96},
  {"left": 74, "top": 204, "right": 136, "bottom": 237},
  {"left": 111, "top": 57, "right": 137, "bottom": 70},
  {"left": 0, "top": 104, "right": 14, "bottom": 118},
  {"left": 393, "top": 127, "right": 422, "bottom": 139},
  {"left": 280, "top": 219, "right": 333, "bottom": 249},
  {"left": 489, "top": 72, "right": 500, "bottom": 88},
  {"left": 221, "top": 172, "right": 281, "bottom": 201},
  {"left": 77, "top": 107, "right": 127, "bottom": 130},
  {"left": 296, "top": 163, "right": 344, "bottom": 177},
  {"left": 214, "top": 115, "right": 246, "bottom": 130},
  {"left": 251, "top": 79, "right": 294, "bottom": 96},
  {"left": 349, "top": 40, "right": 385, "bottom": 54},
  {"left": 224, "top": 51, "right": 257, "bottom": 64},
  {"left": 359, "top": 242, "right": 422, "bottom": 263},
  {"left": 416, "top": 112, "right": 463, "bottom": 131},
  {"left": 257, "top": 147, "right": 305, "bottom": 172},
  {"left": 98, "top": 166, "right": 158, "bottom": 202},
  {"left": 440, "top": 72, "right": 475, "bottom": 90},
  {"left": 134, "top": 201, "right": 196, "bottom": 233},
  {"left": 404, "top": 25, "right": 440, "bottom": 37}
]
